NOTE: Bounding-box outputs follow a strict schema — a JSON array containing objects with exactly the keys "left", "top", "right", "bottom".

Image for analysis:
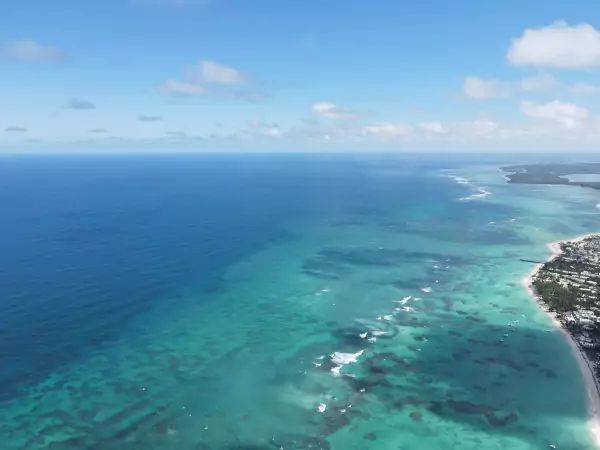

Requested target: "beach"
[{"left": 523, "top": 234, "right": 600, "bottom": 448}]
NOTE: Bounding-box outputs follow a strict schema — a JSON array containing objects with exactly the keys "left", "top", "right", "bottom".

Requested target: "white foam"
[
  {"left": 317, "top": 403, "right": 327, "bottom": 413},
  {"left": 371, "top": 330, "right": 387, "bottom": 336},
  {"left": 448, "top": 175, "right": 471, "bottom": 185},
  {"left": 359, "top": 332, "right": 368, "bottom": 339},
  {"left": 459, "top": 186, "right": 491, "bottom": 201},
  {"left": 399, "top": 296, "right": 412, "bottom": 305},
  {"left": 421, "top": 287, "right": 432, "bottom": 293},
  {"left": 331, "top": 350, "right": 364, "bottom": 365},
  {"left": 367, "top": 337, "right": 377, "bottom": 343},
  {"left": 376, "top": 314, "right": 393, "bottom": 321},
  {"left": 447, "top": 174, "right": 492, "bottom": 201}
]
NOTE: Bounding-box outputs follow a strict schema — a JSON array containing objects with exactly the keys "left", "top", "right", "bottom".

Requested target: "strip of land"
[
  {"left": 503, "top": 163, "right": 600, "bottom": 190},
  {"left": 524, "top": 234, "right": 600, "bottom": 447}
]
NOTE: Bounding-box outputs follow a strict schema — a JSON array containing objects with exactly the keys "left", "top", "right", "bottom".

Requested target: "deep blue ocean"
[
  {"left": 1, "top": 154, "right": 599, "bottom": 449},
  {"left": 0, "top": 155, "right": 443, "bottom": 393},
  {"left": 0, "top": 154, "right": 477, "bottom": 395}
]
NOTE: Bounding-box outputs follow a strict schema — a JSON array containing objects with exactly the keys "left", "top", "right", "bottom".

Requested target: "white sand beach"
[{"left": 522, "top": 234, "right": 600, "bottom": 447}]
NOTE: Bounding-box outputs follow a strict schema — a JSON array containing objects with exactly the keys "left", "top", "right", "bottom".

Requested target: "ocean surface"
[{"left": 1, "top": 154, "right": 600, "bottom": 450}]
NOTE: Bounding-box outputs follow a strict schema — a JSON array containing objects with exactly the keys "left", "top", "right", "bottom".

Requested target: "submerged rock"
[
  {"left": 484, "top": 411, "right": 518, "bottom": 427},
  {"left": 409, "top": 410, "right": 423, "bottom": 422},
  {"left": 363, "top": 432, "right": 377, "bottom": 441}
]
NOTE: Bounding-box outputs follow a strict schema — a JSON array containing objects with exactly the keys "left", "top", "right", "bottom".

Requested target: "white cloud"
[
  {"left": 312, "top": 102, "right": 357, "bottom": 119},
  {"left": 508, "top": 22, "right": 600, "bottom": 69},
  {"left": 521, "top": 100, "right": 588, "bottom": 128},
  {"left": 262, "top": 125, "right": 282, "bottom": 137},
  {"left": 198, "top": 60, "right": 245, "bottom": 85},
  {"left": 3, "top": 39, "right": 66, "bottom": 62},
  {"left": 160, "top": 80, "right": 204, "bottom": 95},
  {"left": 463, "top": 77, "right": 508, "bottom": 99},
  {"left": 160, "top": 60, "right": 251, "bottom": 98},
  {"left": 463, "top": 74, "right": 558, "bottom": 99},
  {"left": 362, "top": 122, "right": 413, "bottom": 139},
  {"left": 519, "top": 73, "right": 557, "bottom": 91},
  {"left": 470, "top": 119, "right": 499, "bottom": 135},
  {"left": 418, "top": 122, "right": 448, "bottom": 134},
  {"left": 14, "top": 112, "right": 600, "bottom": 152},
  {"left": 572, "top": 82, "right": 600, "bottom": 95}
]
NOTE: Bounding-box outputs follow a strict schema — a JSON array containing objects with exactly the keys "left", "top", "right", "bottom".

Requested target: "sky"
[{"left": 2, "top": 0, "right": 600, "bottom": 153}]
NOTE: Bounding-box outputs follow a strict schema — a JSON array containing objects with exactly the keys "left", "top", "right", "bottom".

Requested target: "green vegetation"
[
  {"left": 502, "top": 163, "right": 600, "bottom": 190},
  {"left": 532, "top": 279, "right": 578, "bottom": 312}
]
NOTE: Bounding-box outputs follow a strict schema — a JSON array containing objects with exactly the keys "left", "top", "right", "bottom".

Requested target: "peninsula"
[
  {"left": 526, "top": 235, "right": 600, "bottom": 445},
  {"left": 503, "top": 163, "right": 600, "bottom": 190}
]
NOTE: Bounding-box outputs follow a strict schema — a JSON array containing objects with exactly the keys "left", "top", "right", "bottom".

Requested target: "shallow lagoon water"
[{"left": 1, "top": 154, "right": 599, "bottom": 449}]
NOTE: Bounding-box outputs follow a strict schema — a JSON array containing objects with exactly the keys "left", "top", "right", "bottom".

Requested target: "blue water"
[{"left": 1, "top": 154, "right": 599, "bottom": 449}]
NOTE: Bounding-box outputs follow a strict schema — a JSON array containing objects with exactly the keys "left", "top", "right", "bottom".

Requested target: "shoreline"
[{"left": 522, "top": 233, "right": 600, "bottom": 447}]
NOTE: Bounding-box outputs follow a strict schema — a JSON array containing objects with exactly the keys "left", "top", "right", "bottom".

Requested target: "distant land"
[{"left": 502, "top": 163, "right": 600, "bottom": 190}]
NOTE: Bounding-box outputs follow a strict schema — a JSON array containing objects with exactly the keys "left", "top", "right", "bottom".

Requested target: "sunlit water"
[{"left": 1, "top": 154, "right": 599, "bottom": 450}]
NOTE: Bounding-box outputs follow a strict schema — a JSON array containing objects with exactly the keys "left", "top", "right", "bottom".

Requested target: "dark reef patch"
[{"left": 363, "top": 431, "right": 377, "bottom": 441}]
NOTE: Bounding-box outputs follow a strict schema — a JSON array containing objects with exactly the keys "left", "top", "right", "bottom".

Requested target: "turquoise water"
[{"left": 1, "top": 155, "right": 599, "bottom": 449}]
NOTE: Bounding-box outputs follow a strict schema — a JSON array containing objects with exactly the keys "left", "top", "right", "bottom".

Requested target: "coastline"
[{"left": 522, "top": 234, "right": 600, "bottom": 447}]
